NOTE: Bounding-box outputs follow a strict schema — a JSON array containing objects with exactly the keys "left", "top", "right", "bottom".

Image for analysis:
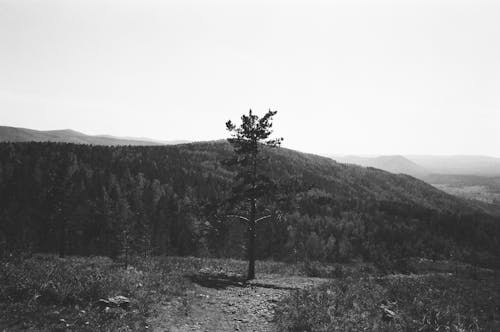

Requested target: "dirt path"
[{"left": 148, "top": 275, "right": 327, "bottom": 332}]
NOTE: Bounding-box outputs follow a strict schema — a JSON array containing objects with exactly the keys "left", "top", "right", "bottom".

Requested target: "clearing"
[{"left": 148, "top": 274, "right": 328, "bottom": 332}]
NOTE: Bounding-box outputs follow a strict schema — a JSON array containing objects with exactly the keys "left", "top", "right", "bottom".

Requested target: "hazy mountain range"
[
  {"left": 332, "top": 154, "right": 500, "bottom": 206},
  {"left": 407, "top": 155, "right": 500, "bottom": 177},
  {"left": 332, "top": 155, "right": 429, "bottom": 178},
  {"left": 332, "top": 154, "right": 500, "bottom": 177},
  {"left": 0, "top": 126, "right": 188, "bottom": 146}
]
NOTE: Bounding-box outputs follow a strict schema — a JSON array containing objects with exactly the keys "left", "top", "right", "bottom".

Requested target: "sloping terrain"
[
  {"left": 0, "top": 125, "right": 186, "bottom": 146},
  {"left": 332, "top": 155, "right": 429, "bottom": 178},
  {"left": 331, "top": 153, "right": 500, "bottom": 211},
  {"left": 275, "top": 149, "right": 468, "bottom": 215},
  {"left": 0, "top": 141, "right": 499, "bottom": 267}
]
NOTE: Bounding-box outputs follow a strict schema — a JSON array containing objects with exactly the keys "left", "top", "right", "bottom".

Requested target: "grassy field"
[
  {"left": 275, "top": 267, "right": 500, "bottom": 332},
  {"left": 1, "top": 255, "right": 499, "bottom": 331}
]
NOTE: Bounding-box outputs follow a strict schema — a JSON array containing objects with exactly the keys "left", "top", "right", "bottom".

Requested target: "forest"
[{"left": 1, "top": 141, "right": 499, "bottom": 268}]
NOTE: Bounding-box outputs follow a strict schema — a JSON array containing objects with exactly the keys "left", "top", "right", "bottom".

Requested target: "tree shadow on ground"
[{"left": 187, "top": 271, "right": 247, "bottom": 289}]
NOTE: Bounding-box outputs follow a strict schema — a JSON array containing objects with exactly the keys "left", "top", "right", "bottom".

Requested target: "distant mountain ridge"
[
  {"left": 332, "top": 155, "right": 429, "bottom": 178},
  {"left": 0, "top": 126, "right": 188, "bottom": 146},
  {"left": 331, "top": 154, "right": 500, "bottom": 177},
  {"left": 330, "top": 153, "right": 500, "bottom": 207},
  {"left": 407, "top": 155, "right": 500, "bottom": 176},
  {"left": 4, "top": 125, "right": 500, "bottom": 176}
]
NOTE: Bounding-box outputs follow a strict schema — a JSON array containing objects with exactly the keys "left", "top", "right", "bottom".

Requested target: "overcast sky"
[{"left": 1, "top": 0, "right": 499, "bottom": 156}]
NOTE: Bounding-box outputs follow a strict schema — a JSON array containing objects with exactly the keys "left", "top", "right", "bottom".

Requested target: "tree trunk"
[
  {"left": 123, "top": 230, "right": 129, "bottom": 268},
  {"left": 247, "top": 198, "right": 256, "bottom": 280},
  {"left": 58, "top": 217, "right": 66, "bottom": 258}
]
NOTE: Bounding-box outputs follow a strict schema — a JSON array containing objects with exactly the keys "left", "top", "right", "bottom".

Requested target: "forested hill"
[{"left": 0, "top": 141, "right": 499, "bottom": 267}]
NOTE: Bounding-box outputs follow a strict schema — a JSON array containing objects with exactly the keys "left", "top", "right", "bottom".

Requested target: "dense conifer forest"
[{"left": 1, "top": 141, "right": 499, "bottom": 268}]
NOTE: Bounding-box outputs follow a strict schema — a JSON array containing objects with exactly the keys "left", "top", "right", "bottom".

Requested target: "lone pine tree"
[{"left": 225, "top": 110, "right": 283, "bottom": 280}]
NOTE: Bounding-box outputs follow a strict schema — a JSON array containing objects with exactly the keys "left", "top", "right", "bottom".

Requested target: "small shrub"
[
  {"left": 303, "top": 261, "right": 325, "bottom": 277},
  {"left": 303, "top": 261, "right": 380, "bottom": 279}
]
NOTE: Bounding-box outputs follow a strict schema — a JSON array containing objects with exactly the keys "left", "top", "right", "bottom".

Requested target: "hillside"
[
  {"left": 332, "top": 155, "right": 429, "bottom": 178},
  {"left": 0, "top": 141, "right": 499, "bottom": 267},
  {"left": 331, "top": 154, "right": 500, "bottom": 207},
  {"left": 0, "top": 125, "right": 187, "bottom": 146}
]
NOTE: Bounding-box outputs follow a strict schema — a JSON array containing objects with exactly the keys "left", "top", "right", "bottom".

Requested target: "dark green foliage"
[{"left": 0, "top": 141, "right": 499, "bottom": 267}]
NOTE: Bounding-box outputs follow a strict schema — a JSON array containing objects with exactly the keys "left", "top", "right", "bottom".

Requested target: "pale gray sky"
[{"left": 1, "top": 0, "right": 499, "bottom": 156}]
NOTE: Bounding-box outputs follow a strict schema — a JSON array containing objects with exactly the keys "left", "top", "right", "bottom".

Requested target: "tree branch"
[
  {"left": 226, "top": 215, "right": 249, "bottom": 222},
  {"left": 255, "top": 215, "right": 272, "bottom": 223}
]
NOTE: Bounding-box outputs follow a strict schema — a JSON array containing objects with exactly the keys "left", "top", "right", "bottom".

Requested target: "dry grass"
[
  {"left": 1, "top": 255, "right": 164, "bottom": 330},
  {"left": 0, "top": 254, "right": 304, "bottom": 331},
  {"left": 275, "top": 271, "right": 500, "bottom": 332},
  {"left": 4, "top": 254, "right": 495, "bottom": 331}
]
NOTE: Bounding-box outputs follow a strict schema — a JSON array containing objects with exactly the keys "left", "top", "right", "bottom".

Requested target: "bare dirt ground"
[{"left": 148, "top": 274, "right": 327, "bottom": 332}]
